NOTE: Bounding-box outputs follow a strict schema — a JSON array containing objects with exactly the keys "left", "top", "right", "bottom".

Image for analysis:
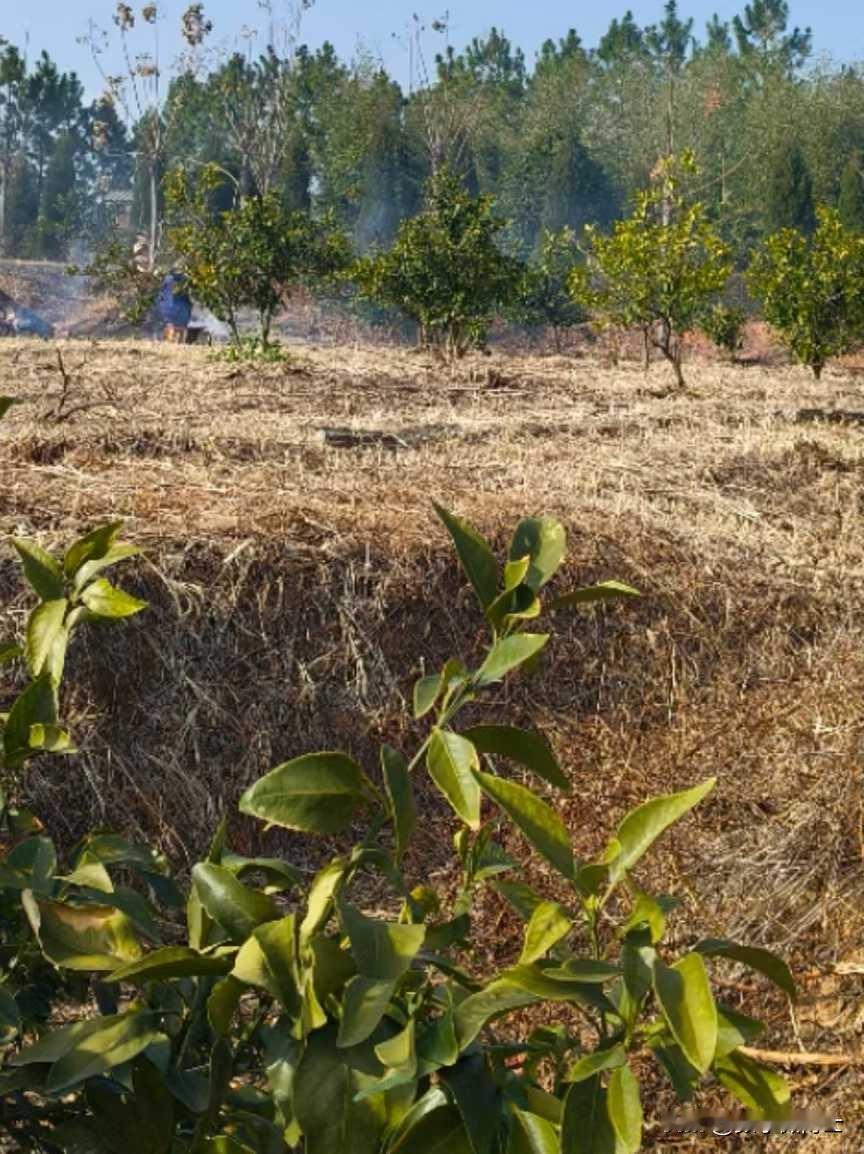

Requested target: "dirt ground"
[{"left": 1, "top": 337, "right": 862, "bottom": 1148}]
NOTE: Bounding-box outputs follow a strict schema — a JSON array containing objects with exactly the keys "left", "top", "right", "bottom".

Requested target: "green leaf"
[
  {"left": 464, "top": 725, "right": 569, "bottom": 792},
  {"left": 208, "top": 975, "right": 245, "bottom": 1035},
  {"left": 427, "top": 729, "right": 481, "bottom": 829},
  {"left": 508, "top": 1108, "right": 559, "bottom": 1154},
  {"left": 653, "top": 953, "right": 717, "bottom": 1074},
  {"left": 477, "top": 635, "right": 549, "bottom": 685},
  {"left": 14, "top": 1011, "right": 163, "bottom": 1094},
  {"left": 694, "top": 938, "right": 795, "bottom": 999},
  {"left": 381, "top": 745, "right": 417, "bottom": 861},
  {"left": 23, "top": 892, "right": 142, "bottom": 971},
  {"left": 715, "top": 1006, "right": 764, "bottom": 1058},
  {"left": 25, "top": 598, "right": 68, "bottom": 679},
  {"left": 434, "top": 503, "right": 498, "bottom": 610},
  {"left": 413, "top": 673, "right": 443, "bottom": 718},
  {"left": 454, "top": 979, "right": 540, "bottom": 1050},
  {"left": 63, "top": 522, "right": 124, "bottom": 576},
  {"left": 231, "top": 917, "right": 300, "bottom": 1012},
  {"left": 714, "top": 1049, "right": 791, "bottom": 1120},
  {"left": 509, "top": 517, "right": 566, "bottom": 590},
  {"left": 0, "top": 396, "right": 18, "bottom": 420},
  {"left": 80, "top": 578, "right": 147, "bottom": 618},
  {"left": 293, "top": 1024, "right": 389, "bottom": 1154},
  {"left": 338, "top": 975, "right": 397, "bottom": 1047},
  {"left": 107, "top": 946, "right": 234, "bottom": 984},
  {"left": 553, "top": 581, "right": 641, "bottom": 610},
  {"left": 561, "top": 1075, "right": 617, "bottom": 1154},
  {"left": 28, "top": 723, "right": 74, "bottom": 753},
  {"left": 389, "top": 1102, "right": 473, "bottom": 1154},
  {"left": 338, "top": 900, "right": 426, "bottom": 979},
  {"left": 568, "top": 1045, "right": 626, "bottom": 1083},
  {"left": 301, "top": 860, "right": 346, "bottom": 943},
  {"left": 606, "top": 778, "right": 715, "bottom": 884},
  {"left": 3, "top": 675, "right": 57, "bottom": 762},
  {"left": 239, "top": 751, "right": 375, "bottom": 835},
  {"left": 375, "top": 1018, "right": 416, "bottom": 1075},
  {"left": 443, "top": 1052, "right": 503, "bottom": 1154},
  {"left": 192, "top": 863, "right": 279, "bottom": 943},
  {"left": 13, "top": 539, "right": 65, "bottom": 601},
  {"left": 475, "top": 771, "right": 574, "bottom": 880},
  {"left": 519, "top": 901, "right": 573, "bottom": 965},
  {"left": 607, "top": 1064, "right": 642, "bottom": 1154}
]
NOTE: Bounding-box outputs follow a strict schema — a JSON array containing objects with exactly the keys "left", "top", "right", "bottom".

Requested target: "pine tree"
[
  {"left": 838, "top": 149, "right": 864, "bottom": 233},
  {"left": 4, "top": 152, "right": 37, "bottom": 256},
  {"left": 767, "top": 142, "right": 816, "bottom": 235},
  {"left": 35, "top": 131, "right": 78, "bottom": 258}
]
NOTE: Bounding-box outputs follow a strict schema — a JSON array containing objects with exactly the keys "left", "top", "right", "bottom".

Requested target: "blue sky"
[{"left": 3, "top": 1, "right": 860, "bottom": 98}]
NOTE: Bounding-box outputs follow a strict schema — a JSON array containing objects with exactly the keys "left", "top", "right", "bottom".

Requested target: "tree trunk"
[
  {"left": 642, "top": 327, "right": 651, "bottom": 371},
  {"left": 148, "top": 160, "right": 158, "bottom": 272}
]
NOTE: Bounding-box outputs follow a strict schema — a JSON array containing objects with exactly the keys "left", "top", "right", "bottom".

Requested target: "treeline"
[{"left": 3, "top": 0, "right": 864, "bottom": 262}]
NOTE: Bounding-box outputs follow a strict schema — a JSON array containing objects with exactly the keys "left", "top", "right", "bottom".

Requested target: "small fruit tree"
[
  {"left": 0, "top": 421, "right": 797, "bottom": 1151},
  {"left": 165, "top": 165, "right": 351, "bottom": 349},
  {"left": 354, "top": 167, "right": 520, "bottom": 360},
  {"left": 748, "top": 205, "right": 864, "bottom": 379},
  {"left": 571, "top": 153, "right": 731, "bottom": 387},
  {"left": 509, "top": 227, "right": 586, "bottom": 353}
]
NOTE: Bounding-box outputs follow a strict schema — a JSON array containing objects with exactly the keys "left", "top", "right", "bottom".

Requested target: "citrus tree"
[
  {"left": 571, "top": 153, "right": 732, "bottom": 388},
  {"left": 0, "top": 453, "right": 798, "bottom": 1151},
  {"left": 165, "top": 166, "right": 351, "bottom": 349},
  {"left": 509, "top": 227, "right": 586, "bottom": 353},
  {"left": 748, "top": 206, "right": 864, "bottom": 378},
  {"left": 354, "top": 168, "right": 521, "bottom": 360}
]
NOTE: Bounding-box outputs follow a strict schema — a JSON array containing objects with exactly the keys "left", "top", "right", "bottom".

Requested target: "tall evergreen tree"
[
  {"left": 838, "top": 148, "right": 864, "bottom": 232},
  {"left": 767, "top": 142, "right": 816, "bottom": 234},
  {"left": 4, "top": 152, "right": 38, "bottom": 255},
  {"left": 35, "top": 130, "right": 78, "bottom": 258}
]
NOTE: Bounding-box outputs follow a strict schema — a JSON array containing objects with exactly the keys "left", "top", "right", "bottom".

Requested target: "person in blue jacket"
[{"left": 157, "top": 268, "right": 193, "bottom": 342}]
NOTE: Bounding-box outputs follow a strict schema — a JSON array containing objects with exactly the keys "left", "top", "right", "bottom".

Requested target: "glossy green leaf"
[
  {"left": 434, "top": 503, "right": 498, "bottom": 610},
  {"left": 192, "top": 863, "right": 279, "bottom": 942},
  {"left": 80, "top": 578, "right": 147, "bottom": 618},
  {"left": 714, "top": 1049, "right": 791, "bottom": 1120},
  {"left": 509, "top": 517, "right": 566, "bottom": 590},
  {"left": 208, "top": 974, "right": 245, "bottom": 1035},
  {"left": 389, "top": 1102, "right": 473, "bottom": 1154},
  {"left": 0, "top": 639, "right": 22, "bottom": 665},
  {"left": 715, "top": 1006, "right": 764, "bottom": 1058},
  {"left": 508, "top": 1107, "right": 559, "bottom": 1154},
  {"left": 653, "top": 953, "right": 717, "bottom": 1074},
  {"left": 25, "top": 598, "right": 67, "bottom": 679},
  {"left": 454, "top": 978, "right": 540, "bottom": 1050},
  {"left": 694, "top": 938, "right": 795, "bottom": 999},
  {"left": 232, "top": 917, "right": 300, "bottom": 1011},
  {"left": 239, "top": 752, "right": 375, "bottom": 835},
  {"left": 607, "top": 1064, "right": 642, "bottom": 1153},
  {"left": 338, "top": 900, "right": 426, "bottom": 979},
  {"left": 606, "top": 778, "right": 715, "bottom": 884},
  {"left": 568, "top": 1045, "right": 626, "bottom": 1083},
  {"left": 3, "top": 675, "right": 57, "bottom": 762},
  {"left": 63, "top": 522, "right": 124, "bottom": 576},
  {"left": 337, "top": 974, "right": 397, "bottom": 1046},
  {"left": 381, "top": 744, "right": 417, "bottom": 860},
  {"left": 477, "top": 635, "right": 549, "bottom": 685},
  {"left": 413, "top": 673, "right": 443, "bottom": 719},
  {"left": 19, "top": 1011, "right": 163, "bottom": 1094},
  {"left": 301, "top": 860, "right": 346, "bottom": 942},
  {"left": 375, "top": 1018, "right": 416, "bottom": 1075},
  {"left": 107, "top": 945, "right": 234, "bottom": 984},
  {"left": 519, "top": 901, "right": 573, "bottom": 965},
  {"left": 561, "top": 1075, "right": 616, "bottom": 1154},
  {"left": 23, "top": 893, "right": 142, "bottom": 971},
  {"left": 443, "top": 1052, "right": 503, "bottom": 1154},
  {"left": 464, "top": 725, "right": 569, "bottom": 792},
  {"left": 293, "top": 1024, "right": 388, "bottom": 1154},
  {"left": 552, "top": 581, "right": 641, "bottom": 610},
  {"left": 475, "top": 771, "right": 574, "bottom": 879},
  {"left": 427, "top": 729, "right": 481, "bottom": 829},
  {"left": 13, "top": 539, "right": 65, "bottom": 601}
]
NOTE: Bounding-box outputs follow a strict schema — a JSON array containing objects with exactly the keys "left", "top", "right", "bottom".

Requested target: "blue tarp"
[{"left": 157, "top": 272, "right": 193, "bottom": 328}]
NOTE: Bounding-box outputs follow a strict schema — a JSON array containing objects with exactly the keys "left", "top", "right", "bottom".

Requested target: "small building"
[{"left": 104, "top": 188, "right": 135, "bottom": 233}]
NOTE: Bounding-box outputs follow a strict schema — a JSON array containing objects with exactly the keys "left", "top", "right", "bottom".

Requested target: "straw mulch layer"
[{"left": 1, "top": 338, "right": 862, "bottom": 1148}]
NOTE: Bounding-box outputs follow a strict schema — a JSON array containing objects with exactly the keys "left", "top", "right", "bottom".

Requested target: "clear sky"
[{"left": 3, "top": 1, "right": 860, "bottom": 98}]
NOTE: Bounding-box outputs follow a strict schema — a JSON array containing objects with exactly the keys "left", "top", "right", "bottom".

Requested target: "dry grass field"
[{"left": 1, "top": 337, "right": 863, "bottom": 1146}]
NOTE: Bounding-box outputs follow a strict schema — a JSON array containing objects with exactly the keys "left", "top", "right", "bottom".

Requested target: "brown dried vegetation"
[{"left": 1, "top": 338, "right": 862, "bottom": 1146}]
